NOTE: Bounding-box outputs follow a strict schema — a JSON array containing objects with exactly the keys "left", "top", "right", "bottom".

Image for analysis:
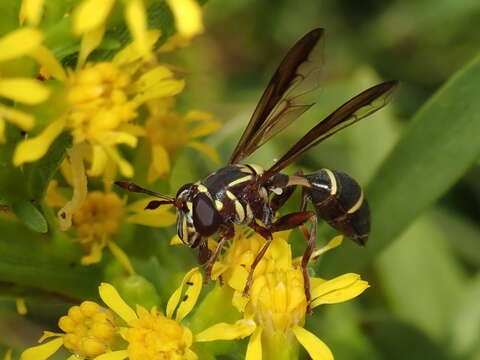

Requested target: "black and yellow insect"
[{"left": 116, "top": 28, "right": 398, "bottom": 307}]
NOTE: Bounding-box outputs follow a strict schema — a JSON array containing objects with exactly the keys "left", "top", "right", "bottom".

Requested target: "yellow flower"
[
  {"left": 73, "top": 0, "right": 152, "bottom": 61},
  {"left": 13, "top": 32, "right": 185, "bottom": 180},
  {"left": 200, "top": 231, "right": 369, "bottom": 360},
  {"left": 166, "top": 0, "right": 204, "bottom": 39},
  {"left": 96, "top": 268, "right": 250, "bottom": 360},
  {"left": 145, "top": 101, "right": 221, "bottom": 182},
  {"left": 20, "top": 301, "right": 118, "bottom": 360},
  {"left": 19, "top": 0, "right": 44, "bottom": 25},
  {"left": 0, "top": 28, "right": 50, "bottom": 142}
]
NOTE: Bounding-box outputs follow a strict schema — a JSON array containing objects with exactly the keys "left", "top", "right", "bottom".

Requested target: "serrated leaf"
[
  {"left": 11, "top": 200, "right": 48, "bottom": 233},
  {"left": 321, "top": 53, "right": 480, "bottom": 275}
]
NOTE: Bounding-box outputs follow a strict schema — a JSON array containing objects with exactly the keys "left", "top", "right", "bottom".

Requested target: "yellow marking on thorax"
[
  {"left": 245, "top": 203, "right": 254, "bottom": 222},
  {"left": 323, "top": 168, "right": 337, "bottom": 195},
  {"left": 247, "top": 163, "right": 264, "bottom": 175},
  {"left": 235, "top": 201, "right": 245, "bottom": 222},
  {"left": 226, "top": 190, "right": 237, "bottom": 201},
  {"left": 347, "top": 190, "right": 364, "bottom": 214},
  {"left": 197, "top": 184, "right": 209, "bottom": 193},
  {"left": 228, "top": 175, "right": 253, "bottom": 187},
  {"left": 215, "top": 200, "right": 223, "bottom": 211},
  {"left": 186, "top": 201, "right": 193, "bottom": 212}
]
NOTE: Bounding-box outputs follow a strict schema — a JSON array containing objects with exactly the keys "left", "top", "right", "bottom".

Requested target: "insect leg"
[
  {"left": 204, "top": 227, "right": 235, "bottom": 284},
  {"left": 244, "top": 222, "right": 274, "bottom": 297},
  {"left": 269, "top": 211, "right": 317, "bottom": 313}
]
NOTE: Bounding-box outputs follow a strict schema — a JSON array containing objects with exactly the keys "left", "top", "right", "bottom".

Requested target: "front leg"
[{"left": 204, "top": 226, "right": 235, "bottom": 284}]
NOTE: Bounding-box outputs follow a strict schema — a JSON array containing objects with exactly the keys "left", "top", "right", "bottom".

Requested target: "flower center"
[
  {"left": 73, "top": 191, "right": 124, "bottom": 241},
  {"left": 248, "top": 269, "right": 307, "bottom": 335},
  {"left": 145, "top": 112, "right": 189, "bottom": 153},
  {"left": 67, "top": 62, "right": 137, "bottom": 144},
  {"left": 124, "top": 308, "right": 193, "bottom": 360},
  {"left": 59, "top": 301, "right": 116, "bottom": 358}
]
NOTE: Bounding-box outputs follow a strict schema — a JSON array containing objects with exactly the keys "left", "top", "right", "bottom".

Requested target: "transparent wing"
[
  {"left": 262, "top": 80, "right": 399, "bottom": 179},
  {"left": 229, "top": 28, "right": 325, "bottom": 164}
]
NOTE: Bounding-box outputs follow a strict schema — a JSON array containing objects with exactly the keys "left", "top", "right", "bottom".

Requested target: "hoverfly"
[{"left": 116, "top": 28, "right": 398, "bottom": 307}]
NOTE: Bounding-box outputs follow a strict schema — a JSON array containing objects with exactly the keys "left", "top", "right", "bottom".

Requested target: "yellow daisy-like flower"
[
  {"left": 200, "top": 231, "right": 369, "bottom": 360},
  {"left": 13, "top": 31, "right": 185, "bottom": 180},
  {"left": 145, "top": 101, "right": 221, "bottom": 182},
  {"left": 19, "top": 0, "right": 44, "bottom": 25},
  {"left": 0, "top": 27, "right": 50, "bottom": 142},
  {"left": 97, "top": 268, "right": 254, "bottom": 360},
  {"left": 20, "top": 300, "right": 118, "bottom": 360}
]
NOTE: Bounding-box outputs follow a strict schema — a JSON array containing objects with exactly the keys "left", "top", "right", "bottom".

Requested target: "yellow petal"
[
  {"left": 311, "top": 273, "right": 363, "bottom": 300},
  {"left": 74, "top": 0, "right": 115, "bottom": 34},
  {"left": 188, "top": 121, "right": 221, "bottom": 138},
  {"left": 0, "top": 104, "right": 35, "bottom": 130},
  {"left": 94, "top": 350, "right": 129, "bottom": 360},
  {"left": 113, "top": 30, "right": 161, "bottom": 66},
  {"left": 166, "top": 0, "right": 204, "bottom": 38},
  {"left": 151, "top": 144, "right": 170, "bottom": 176},
  {"left": 245, "top": 326, "right": 262, "bottom": 360},
  {"left": 81, "top": 241, "right": 105, "bottom": 265},
  {"left": 195, "top": 319, "right": 256, "bottom": 342},
  {"left": 184, "top": 349, "right": 198, "bottom": 360},
  {"left": 132, "top": 79, "right": 185, "bottom": 105},
  {"left": 77, "top": 26, "right": 106, "bottom": 69},
  {"left": 133, "top": 66, "right": 174, "bottom": 93},
  {"left": 310, "top": 235, "right": 344, "bottom": 261},
  {"left": 166, "top": 267, "right": 202, "bottom": 320},
  {"left": 125, "top": 0, "right": 151, "bottom": 59},
  {"left": 0, "top": 118, "right": 5, "bottom": 143},
  {"left": 98, "top": 283, "right": 138, "bottom": 324},
  {"left": 19, "top": 337, "right": 63, "bottom": 360},
  {"left": 4, "top": 348, "right": 12, "bottom": 360},
  {"left": 0, "top": 78, "right": 49, "bottom": 104},
  {"left": 292, "top": 326, "right": 333, "bottom": 360},
  {"left": 170, "top": 234, "right": 183, "bottom": 245},
  {"left": 185, "top": 110, "right": 214, "bottom": 122},
  {"left": 13, "top": 117, "right": 65, "bottom": 166},
  {"left": 311, "top": 279, "right": 370, "bottom": 308},
  {"left": 19, "top": 0, "right": 44, "bottom": 25},
  {"left": 0, "top": 28, "right": 43, "bottom": 62},
  {"left": 88, "top": 145, "right": 108, "bottom": 176},
  {"left": 126, "top": 210, "right": 176, "bottom": 227},
  {"left": 103, "top": 146, "right": 134, "bottom": 178},
  {"left": 175, "top": 269, "right": 203, "bottom": 321},
  {"left": 29, "top": 45, "right": 67, "bottom": 81},
  {"left": 108, "top": 240, "right": 135, "bottom": 275},
  {"left": 187, "top": 141, "right": 220, "bottom": 163},
  {"left": 38, "top": 331, "right": 63, "bottom": 343}
]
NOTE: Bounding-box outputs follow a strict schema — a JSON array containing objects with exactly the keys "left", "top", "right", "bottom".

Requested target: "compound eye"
[{"left": 192, "top": 193, "right": 221, "bottom": 236}]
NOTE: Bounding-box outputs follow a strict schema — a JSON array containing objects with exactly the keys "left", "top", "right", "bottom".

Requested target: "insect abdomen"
[{"left": 305, "top": 169, "right": 369, "bottom": 245}]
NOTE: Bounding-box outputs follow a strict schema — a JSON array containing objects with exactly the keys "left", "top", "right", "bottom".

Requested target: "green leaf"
[
  {"left": 11, "top": 200, "right": 48, "bottom": 233},
  {"left": 321, "top": 53, "right": 480, "bottom": 275},
  {"left": 375, "top": 211, "right": 467, "bottom": 341}
]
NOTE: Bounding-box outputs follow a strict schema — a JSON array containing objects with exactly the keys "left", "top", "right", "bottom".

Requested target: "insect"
[{"left": 116, "top": 28, "right": 398, "bottom": 308}]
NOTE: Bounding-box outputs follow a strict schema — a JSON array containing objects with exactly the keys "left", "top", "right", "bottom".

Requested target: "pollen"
[
  {"left": 58, "top": 301, "right": 116, "bottom": 358},
  {"left": 123, "top": 306, "right": 193, "bottom": 360},
  {"left": 73, "top": 191, "right": 124, "bottom": 241}
]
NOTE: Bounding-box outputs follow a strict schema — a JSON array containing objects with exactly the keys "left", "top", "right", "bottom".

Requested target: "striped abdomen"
[{"left": 305, "top": 169, "right": 369, "bottom": 245}]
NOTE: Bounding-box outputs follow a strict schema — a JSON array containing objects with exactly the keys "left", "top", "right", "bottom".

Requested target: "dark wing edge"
[
  {"left": 229, "top": 28, "right": 325, "bottom": 164},
  {"left": 262, "top": 80, "right": 399, "bottom": 179}
]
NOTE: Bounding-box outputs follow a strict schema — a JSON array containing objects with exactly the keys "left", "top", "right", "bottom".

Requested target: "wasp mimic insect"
[{"left": 116, "top": 28, "right": 398, "bottom": 309}]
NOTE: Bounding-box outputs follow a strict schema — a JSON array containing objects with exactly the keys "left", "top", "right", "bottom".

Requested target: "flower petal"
[
  {"left": 29, "top": 45, "right": 67, "bottom": 81},
  {"left": 166, "top": 267, "right": 202, "bottom": 320},
  {"left": 107, "top": 240, "right": 135, "bottom": 275},
  {"left": 170, "top": 234, "right": 183, "bottom": 245},
  {"left": 94, "top": 350, "right": 129, "bottom": 360},
  {"left": 13, "top": 118, "right": 65, "bottom": 166},
  {"left": 184, "top": 349, "right": 198, "bottom": 360},
  {"left": 310, "top": 235, "right": 343, "bottom": 261},
  {"left": 77, "top": 26, "right": 106, "bottom": 69},
  {"left": 88, "top": 145, "right": 108, "bottom": 176},
  {"left": 126, "top": 210, "right": 176, "bottom": 227},
  {"left": 0, "top": 78, "right": 49, "bottom": 104},
  {"left": 125, "top": 0, "right": 151, "bottom": 59},
  {"left": 132, "top": 79, "right": 185, "bottom": 105},
  {"left": 19, "top": 337, "right": 63, "bottom": 360},
  {"left": 98, "top": 283, "right": 138, "bottom": 324},
  {"left": 113, "top": 30, "right": 160, "bottom": 66},
  {"left": 103, "top": 146, "right": 134, "bottom": 178},
  {"left": 0, "top": 118, "right": 5, "bottom": 143},
  {"left": 80, "top": 241, "right": 105, "bottom": 265},
  {"left": 292, "top": 325, "right": 333, "bottom": 360},
  {"left": 188, "top": 121, "right": 221, "bottom": 139},
  {"left": 74, "top": 0, "right": 115, "bottom": 34},
  {"left": 0, "top": 28, "right": 43, "bottom": 62},
  {"left": 311, "top": 273, "right": 369, "bottom": 306},
  {"left": 166, "top": 0, "right": 204, "bottom": 38},
  {"left": 0, "top": 104, "right": 35, "bottom": 130},
  {"left": 19, "top": 0, "right": 44, "bottom": 25},
  {"left": 195, "top": 319, "right": 256, "bottom": 342},
  {"left": 175, "top": 269, "right": 203, "bottom": 321},
  {"left": 150, "top": 144, "right": 170, "bottom": 177},
  {"left": 16, "top": 298, "right": 27, "bottom": 315},
  {"left": 245, "top": 326, "right": 262, "bottom": 360},
  {"left": 187, "top": 141, "right": 220, "bottom": 163}
]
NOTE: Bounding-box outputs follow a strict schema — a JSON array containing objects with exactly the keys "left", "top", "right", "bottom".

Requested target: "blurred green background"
[{"left": 2, "top": 0, "right": 480, "bottom": 359}]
